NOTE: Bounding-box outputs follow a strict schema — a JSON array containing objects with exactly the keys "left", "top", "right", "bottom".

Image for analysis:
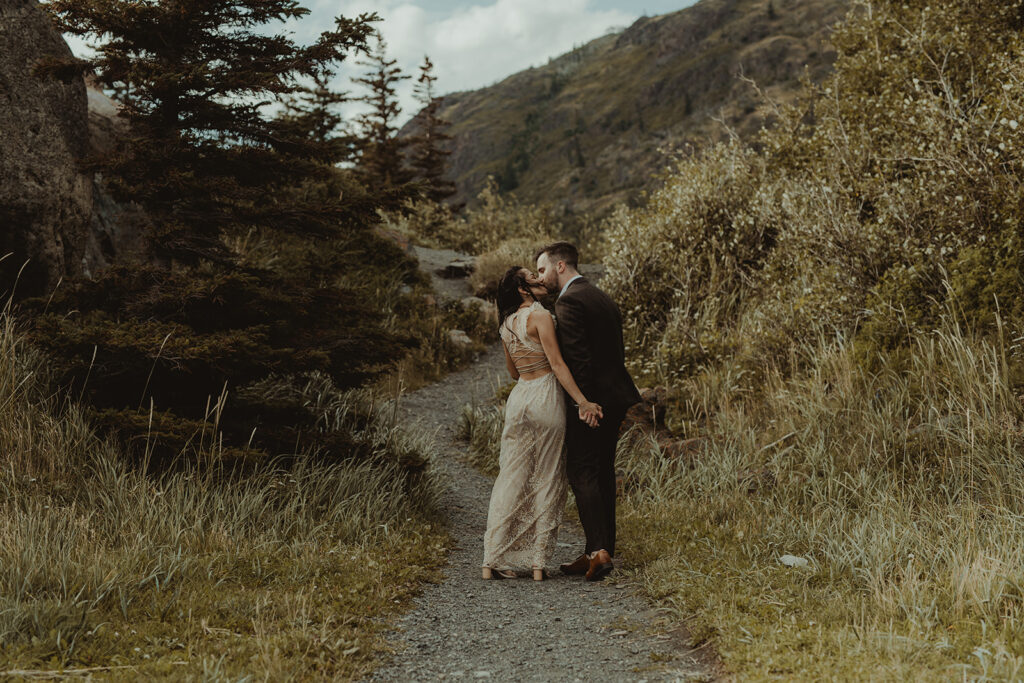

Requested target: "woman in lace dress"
[{"left": 482, "top": 267, "right": 603, "bottom": 581}]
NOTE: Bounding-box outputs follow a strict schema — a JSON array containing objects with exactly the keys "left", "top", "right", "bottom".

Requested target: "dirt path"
[{"left": 365, "top": 343, "right": 715, "bottom": 682}]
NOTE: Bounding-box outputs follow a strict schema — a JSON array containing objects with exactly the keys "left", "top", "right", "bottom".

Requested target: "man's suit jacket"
[{"left": 554, "top": 277, "right": 641, "bottom": 413}]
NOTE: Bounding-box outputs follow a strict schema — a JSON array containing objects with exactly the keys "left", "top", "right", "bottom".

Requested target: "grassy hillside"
[{"left": 410, "top": 0, "right": 847, "bottom": 216}]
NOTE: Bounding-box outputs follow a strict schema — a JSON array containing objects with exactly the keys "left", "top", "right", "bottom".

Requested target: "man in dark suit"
[{"left": 535, "top": 241, "right": 641, "bottom": 581}]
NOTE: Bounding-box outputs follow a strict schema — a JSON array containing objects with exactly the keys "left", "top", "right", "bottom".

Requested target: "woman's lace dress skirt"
[{"left": 482, "top": 372, "right": 567, "bottom": 570}]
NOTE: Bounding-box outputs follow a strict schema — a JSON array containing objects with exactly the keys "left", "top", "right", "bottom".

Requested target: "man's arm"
[{"left": 554, "top": 294, "right": 594, "bottom": 397}]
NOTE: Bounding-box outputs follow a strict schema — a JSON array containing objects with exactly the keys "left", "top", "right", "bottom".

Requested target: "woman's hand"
[{"left": 578, "top": 400, "right": 603, "bottom": 428}]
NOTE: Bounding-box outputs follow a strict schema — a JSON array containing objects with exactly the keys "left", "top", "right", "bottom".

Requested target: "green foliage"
[
  {"left": 276, "top": 73, "right": 358, "bottom": 162},
  {"left": 763, "top": 0, "right": 1024, "bottom": 356},
  {"left": 603, "top": 142, "right": 779, "bottom": 383},
  {"left": 35, "top": 263, "right": 402, "bottom": 375},
  {"left": 48, "top": 0, "right": 381, "bottom": 263},
  {"left": 605, "top": 0, "right": 1024, "bottom": 385},
  {"left": 23, "top": 233, "right": 421, "bottom": 465},
  {"left": 37, "top": 2, "right": 464, "bottom": 468},
  {"left": 948, "top": 226, "right": 1024, "bottom": 330}
]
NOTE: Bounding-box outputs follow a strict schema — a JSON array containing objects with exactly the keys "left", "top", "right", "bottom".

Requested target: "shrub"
[
  {"left": 604, "top": 0, "right": 1024, "bottom": 385},
  {"left": 469, "top": 237, "right": 553, "bottom": 298},
  {"left": 384, "top": 178, "right": 561, "bottom": 255},
  {"left": 602, "top": 142, "right": 780, "bottom": 383},
  {"left": 23, "top": 252, "right": 415, "bottom": 468}
]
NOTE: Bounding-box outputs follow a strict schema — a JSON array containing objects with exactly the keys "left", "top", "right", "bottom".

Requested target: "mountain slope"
[{"left": 409, "top": 0, "right": 848, "bottom": 215}]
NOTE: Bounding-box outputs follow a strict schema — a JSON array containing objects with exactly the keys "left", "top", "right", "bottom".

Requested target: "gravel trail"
[{"left": 366, "top": 344, "right": 715, "bottom": 682}]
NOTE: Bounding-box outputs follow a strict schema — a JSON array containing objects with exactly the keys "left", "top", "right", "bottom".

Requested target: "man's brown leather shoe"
[
  {"left": 585, "top": 549, "right": 613, "bottom": 581},
  {"left": 559, "top": 554, "right": 590, "bottom": 575}
]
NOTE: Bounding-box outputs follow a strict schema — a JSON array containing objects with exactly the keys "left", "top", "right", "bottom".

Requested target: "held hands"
[{"left": 578, "top": 400, "right": 603, "bottom": 428}]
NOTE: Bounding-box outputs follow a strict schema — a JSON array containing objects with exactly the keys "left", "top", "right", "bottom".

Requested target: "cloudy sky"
[{"left": 67, "top": 0, "right": 696, "bottom": 123}]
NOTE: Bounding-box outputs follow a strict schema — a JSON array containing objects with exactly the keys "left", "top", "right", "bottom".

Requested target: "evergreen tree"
[
  {"left": 410, "top": 56, "right": 457, "bottom": 203},
  {"left": 36, "top": 1, "right": 417, "bottom": 467},
  {"left": 353, "top": 33, "right": 414, "bottom": 196},
  {"left": 277, "top": 73, "right": 358, "bottom": 165},
  {"left": 49, "top": 0, "right": 382, "bottom": 262}
]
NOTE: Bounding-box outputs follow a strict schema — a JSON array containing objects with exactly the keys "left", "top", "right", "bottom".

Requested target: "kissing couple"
[{"left": 481, "top": 241, "right": 641, "bottom": 582}]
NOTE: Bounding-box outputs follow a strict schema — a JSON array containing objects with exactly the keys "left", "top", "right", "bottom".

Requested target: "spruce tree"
[
  {"left": 48, "top": 0, "right": 380, "bottom": 261},
  {"left": 353, "top": 33, "right": 414, "bottom": 197},
  {"left": 410, "top": 56, "right": 457, "bottom": 203},
  {"left": 277, "top": 73, "right": 357, "bottom": 164},
  {"left": 35, "top": 1, "right": 416, "bottom": 467}
]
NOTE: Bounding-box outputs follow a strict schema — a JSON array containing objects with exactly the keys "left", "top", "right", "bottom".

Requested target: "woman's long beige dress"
[{"left": 482, "top": 301, "right": 568, "bottom": 570}]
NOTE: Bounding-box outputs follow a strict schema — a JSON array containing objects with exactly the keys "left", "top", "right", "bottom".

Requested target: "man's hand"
[{"left": 578, "top": 401, "right": 603, "bottom": 429}]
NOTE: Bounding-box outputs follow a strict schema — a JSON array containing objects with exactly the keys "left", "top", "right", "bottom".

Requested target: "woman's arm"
[
  {"left": 553, "top": 294, "right": 594, "bottom": 398},
  {"left": 503, "top": 342, "right": 520, "bottom": 380},
  {"left": 531, "top": 310, "right": 603, "bottom": 425}
]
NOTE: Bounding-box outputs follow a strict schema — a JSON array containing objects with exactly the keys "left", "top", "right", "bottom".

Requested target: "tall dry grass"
[
  {"left": 457, "top": 403, "right": 504, "bottom": 477},
  {"left": 0, "top": 307, "right": 444, "bottom": 678},
  {"left": 610, "top": 305, "right": 1024, "bottom": 678}
]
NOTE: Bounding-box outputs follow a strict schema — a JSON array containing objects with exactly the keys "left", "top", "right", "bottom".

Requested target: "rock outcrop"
[
  {"left": 86, "top": 78, "right": 122, "bottom": 156},
  {"left": 0, "top": 2, "right": 151, "bottom": 292},
  {"left": 0, "top": 0, "right": 94, "bottom": 296}
]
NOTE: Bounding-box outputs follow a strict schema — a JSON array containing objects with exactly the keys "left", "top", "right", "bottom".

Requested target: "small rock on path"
[{"left": 365, "top": 344, "right": 714, "bottom": 682}]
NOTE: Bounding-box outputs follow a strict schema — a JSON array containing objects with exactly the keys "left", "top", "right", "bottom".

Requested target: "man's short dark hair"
[{"left": 535, "top": 241, "right": 579, "bottom": 269}]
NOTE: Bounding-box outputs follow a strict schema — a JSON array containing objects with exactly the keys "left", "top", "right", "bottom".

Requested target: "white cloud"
[{"left": 419, "top": 0, "right": 626, "bottom": 84}]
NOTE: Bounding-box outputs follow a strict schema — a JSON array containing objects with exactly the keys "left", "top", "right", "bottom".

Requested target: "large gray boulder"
[{"left": 0, "top": 0, "right": 93, "bottom": 296}]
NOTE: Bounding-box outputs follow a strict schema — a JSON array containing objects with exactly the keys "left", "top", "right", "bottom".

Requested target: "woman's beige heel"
[
  {"left": 483, "top": 567, "right": 516, "bottom": 580},
  {"left": 533, "top": 567, "right": 547, "bottom": 581}
]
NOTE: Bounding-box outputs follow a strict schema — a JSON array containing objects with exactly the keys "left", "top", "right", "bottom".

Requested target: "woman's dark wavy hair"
[{"left": 496, "top": 266, "right": 537, "bottom": 332}]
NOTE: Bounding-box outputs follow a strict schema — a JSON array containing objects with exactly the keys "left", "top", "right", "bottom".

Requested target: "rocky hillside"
[{"left": 407, "top": 0, "right": 848, "bottom": 216}]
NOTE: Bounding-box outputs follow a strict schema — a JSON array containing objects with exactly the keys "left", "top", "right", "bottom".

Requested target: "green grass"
[{"left": 0, "top": 308, "right": 448, "bottom": 680}]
